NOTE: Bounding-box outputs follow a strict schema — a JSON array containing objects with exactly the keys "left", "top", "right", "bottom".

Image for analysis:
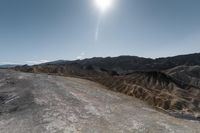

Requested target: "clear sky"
[{"left": 0, "top": 0, "right": 200, "bottom": 64}]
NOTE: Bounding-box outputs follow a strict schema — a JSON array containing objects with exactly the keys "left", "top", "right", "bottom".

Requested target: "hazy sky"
[{"left": 0, "top": 0, "right": 200, "bottom": 64}]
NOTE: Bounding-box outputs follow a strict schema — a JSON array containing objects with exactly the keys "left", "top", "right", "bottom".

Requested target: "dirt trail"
[{"left": 0, "top": 69, "right": 199, "bottom": 133}]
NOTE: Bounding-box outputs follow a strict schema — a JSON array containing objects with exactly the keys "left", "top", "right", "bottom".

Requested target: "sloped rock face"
[
  {"left": 90, "top": 71, "right": 200, "bottom": 120},
  {"left": 1, "top": 69, "right": 200, "bottom": 133},
  {"left": 165, "top": 65, "right": 200, "bottom": 88}
]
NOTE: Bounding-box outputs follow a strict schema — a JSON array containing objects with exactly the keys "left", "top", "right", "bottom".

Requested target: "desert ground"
[{"left": 0, "top": 69, "right": 199, "bottom": 133}]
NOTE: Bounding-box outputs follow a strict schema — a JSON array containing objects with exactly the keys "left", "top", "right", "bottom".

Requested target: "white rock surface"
[{"left": 0, "top": 69, "right": 199, "bottom": 133}]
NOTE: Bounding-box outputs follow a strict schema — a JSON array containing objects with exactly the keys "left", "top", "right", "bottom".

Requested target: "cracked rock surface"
[{"left": 0, "top": 69, "right": 199, "bottom": 133}]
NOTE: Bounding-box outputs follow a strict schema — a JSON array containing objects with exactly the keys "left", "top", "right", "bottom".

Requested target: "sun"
[{"left": 95, "top": 0, "right": 113, "bottom": 13}]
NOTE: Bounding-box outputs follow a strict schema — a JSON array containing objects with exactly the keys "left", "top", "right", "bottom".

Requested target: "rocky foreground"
[{"left": 0, "top": 69, "right": 200, "bottom": 133}]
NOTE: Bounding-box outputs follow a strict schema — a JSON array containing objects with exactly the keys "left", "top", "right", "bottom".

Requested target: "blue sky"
[{"left": 0, "top": 0, "right": 200, "bottom": 64}]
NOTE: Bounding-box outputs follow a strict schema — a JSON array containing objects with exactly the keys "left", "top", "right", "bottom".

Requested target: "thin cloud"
[
  {"left": 0, "top": 62, "right": 20, "bottom": 65},
  {"left": 25, "top": 60, "right": 49, "bottom": 65},
  {"left": 76, "top": 52, "right": 85, "bottom": 60}
]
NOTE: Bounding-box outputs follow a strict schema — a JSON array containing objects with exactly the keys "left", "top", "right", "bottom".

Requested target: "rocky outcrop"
[
  {"left": 165, "top": 65, "right": 200, "bottom": 88},
  {"left": 90, "top": 71, "right": 200, "bottom": 120}
]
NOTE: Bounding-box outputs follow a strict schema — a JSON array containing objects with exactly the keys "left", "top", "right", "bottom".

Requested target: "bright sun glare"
[{"left": 95, "top": 0, "right": 113, "bottom": 13}]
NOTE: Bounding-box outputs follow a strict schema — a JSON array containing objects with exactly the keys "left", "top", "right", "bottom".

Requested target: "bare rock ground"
[{"left": 0, "top": 69, "right": 199, "bottom": 133}]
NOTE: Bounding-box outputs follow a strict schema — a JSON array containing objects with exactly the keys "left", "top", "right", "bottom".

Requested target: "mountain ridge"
[{"left": 14, "top": 52, "right": 200, "bottom": 121}]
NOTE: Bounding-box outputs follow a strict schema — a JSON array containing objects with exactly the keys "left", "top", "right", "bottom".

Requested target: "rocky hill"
[
  {"left": 14, "top": 53, "right": 200, "bottom": 121},
  {"left": 92, "top": 71, "right": 200, "bottom": 120},
  {"left": 165, "top": 65, "right": 200, "bottom": 88},
  {"left": 42, "top": 53, "right": 200, "bottom": 73}
]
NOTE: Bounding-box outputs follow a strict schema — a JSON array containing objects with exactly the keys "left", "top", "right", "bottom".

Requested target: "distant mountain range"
[
  {"left": 40, "top": 53, "right": 200, "bottom": 72},
  {"left": 14, "top": 53, "right": 200, "bottom": 121},
  {"left": 0, "top": 64, "right": 18, "bottom": 69}
]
